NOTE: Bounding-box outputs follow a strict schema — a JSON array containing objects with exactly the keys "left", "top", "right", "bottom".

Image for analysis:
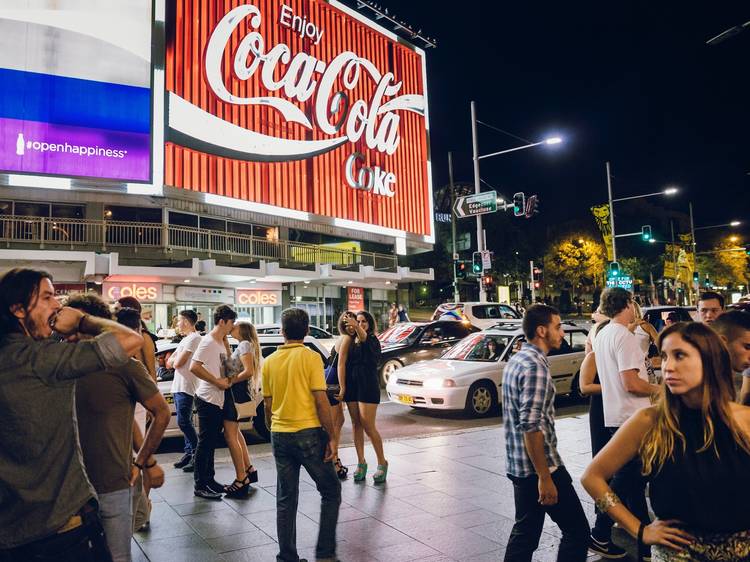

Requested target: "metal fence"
[{"left": 0, "top": 215, "right": 398, "bottom": 269}]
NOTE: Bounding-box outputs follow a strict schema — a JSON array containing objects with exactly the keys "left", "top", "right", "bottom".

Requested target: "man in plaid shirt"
[{"left": 502, "top": 304, "right": 590, "bottom": 562}]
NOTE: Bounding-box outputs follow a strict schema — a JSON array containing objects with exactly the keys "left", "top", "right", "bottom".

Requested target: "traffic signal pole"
[
  {"left": 606, "top": 161, "right": 618, "bottom": 262},
  {"left": 470, "top": 101, "right": 487, "bottom": 302},
  {"left": 449, "top": 152, "right": 459, "bottom": 303},
  {"left": 530, "top": 260, "right": 536, "bottom": 303}
]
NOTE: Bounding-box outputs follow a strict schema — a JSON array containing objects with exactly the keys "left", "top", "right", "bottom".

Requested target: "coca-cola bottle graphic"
[{"left": 16, "top": 133, "right": 25, "bottom": 156}]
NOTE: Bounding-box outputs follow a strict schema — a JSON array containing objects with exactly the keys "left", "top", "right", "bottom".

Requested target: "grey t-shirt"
[{"left": 0, "top": 331, "right": 129, "bottom": 548}]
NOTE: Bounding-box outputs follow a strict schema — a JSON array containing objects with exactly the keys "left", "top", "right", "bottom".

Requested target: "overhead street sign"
[
  {"left": 606, "top": 275, "right": 633, "bottom": 291},
  {"left": 454, "top": 190, "right": 498, "bottom": 218}
]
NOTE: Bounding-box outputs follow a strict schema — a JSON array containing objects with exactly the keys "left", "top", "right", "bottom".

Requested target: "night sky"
[{"left": 373, "top": 1, "right": 749, "bottom": 255}]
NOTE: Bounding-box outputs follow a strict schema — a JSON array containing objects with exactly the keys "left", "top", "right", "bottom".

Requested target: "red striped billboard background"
[{"left": 164, "top": 0, "right": 432, "bottom": 237}]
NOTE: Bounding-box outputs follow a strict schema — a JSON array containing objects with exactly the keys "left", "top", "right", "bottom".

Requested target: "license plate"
[{"left": 398, "top": 394, "right": 414, "bottom": 405}]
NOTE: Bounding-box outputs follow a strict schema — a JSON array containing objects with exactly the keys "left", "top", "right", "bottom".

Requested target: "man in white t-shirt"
[
  {"left": 167, "top": 310, "right": 202, "bottom": 472},
  {"left": 590, "top": 288, "right": 659, "bottom": 560},
  {"left": 190, "top": 305, "right": 236, "bottom": 499}
]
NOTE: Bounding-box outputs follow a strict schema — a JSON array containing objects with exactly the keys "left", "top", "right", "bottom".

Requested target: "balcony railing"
[{"left": 0, "top": 215, "right": 398, "bottom": 270}]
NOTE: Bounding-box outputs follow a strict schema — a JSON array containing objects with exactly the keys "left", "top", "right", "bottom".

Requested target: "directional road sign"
[{"left": 454, "top": 190, "right": 498, "bottom": 218}]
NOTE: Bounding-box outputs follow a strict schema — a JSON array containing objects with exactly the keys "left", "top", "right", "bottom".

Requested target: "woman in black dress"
[
  {"left": 343, "top": 310, "right": 388, "bottom": 483},
  {"left": 582, "top": 322, "right": 750, "bottom": 561}
]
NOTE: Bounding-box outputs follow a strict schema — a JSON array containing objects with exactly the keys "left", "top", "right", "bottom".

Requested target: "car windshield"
[
  {"left": 378, "top": 324, "right": 422, "bottom": 346},
  {"left": 441, "top": 333, "right": 513, "bottom": 361}
]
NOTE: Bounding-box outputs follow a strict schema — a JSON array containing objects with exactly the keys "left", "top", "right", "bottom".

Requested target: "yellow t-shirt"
[{"left": 262, "top": 343, "right": 326, "bottom": 432}]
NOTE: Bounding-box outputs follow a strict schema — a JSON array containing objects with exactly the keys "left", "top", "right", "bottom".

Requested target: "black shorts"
[{"left": 343, "top": 372, "right": 380, "bottom": 404}]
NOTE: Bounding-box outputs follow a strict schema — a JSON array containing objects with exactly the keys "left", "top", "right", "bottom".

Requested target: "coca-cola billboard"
[{"left": 164, "top": 0, "right": 433, "bottom": 239}]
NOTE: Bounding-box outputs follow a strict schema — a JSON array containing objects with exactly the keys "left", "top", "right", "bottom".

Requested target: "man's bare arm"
[
  {"left": 53, "top": 307, "right": 143, "bottom": 357},
  {"left": 620, "top": 369, "right": 659, "bottom": 396},
  {"left": 190, "top": 360, "right": 230, "bottom": 389}
]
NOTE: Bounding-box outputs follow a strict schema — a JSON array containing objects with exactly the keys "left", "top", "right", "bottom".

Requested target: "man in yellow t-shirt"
[{"left": 262, "top": 308, "right": 341, "bottom": 562}]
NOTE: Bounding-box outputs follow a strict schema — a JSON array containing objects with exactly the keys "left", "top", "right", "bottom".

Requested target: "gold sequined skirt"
[{"left": 652, "top": 529, "right": 750, "bottom": 561}]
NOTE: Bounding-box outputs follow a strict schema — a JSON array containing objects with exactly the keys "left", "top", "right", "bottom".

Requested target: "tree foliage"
[
  {"left": 543, "top": 235, "right": 607, "bottom": 290},
  {"left": 697, "top": 240, "right": 749, "bottom": 288}
]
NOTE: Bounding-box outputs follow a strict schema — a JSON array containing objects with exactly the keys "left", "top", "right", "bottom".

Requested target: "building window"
[
  {"left": 105, "top": 206, "right": 161, "bottom": 223},
  {"left": 0, "top": 201, "right": 11, "bottom": 215},
  {"left": 14, "top": 201, "right": 50, "bottom": 217},
  {"left": 169, "top": 211, "right": 199, "bottom": 228},
  {"left": 200, "top": 216, "right": 226, "bottom": 232},
  {"left": 228, "top": 221, "right": 252, "bottom": 236},
  {"left": 51, "top": 204, "right": 84, "bottom": 219}
]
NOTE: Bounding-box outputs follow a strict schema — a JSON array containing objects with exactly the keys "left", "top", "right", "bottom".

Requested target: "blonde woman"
[
  {"left": 328, "top": 311, "right": 356, "bottom": 479},
  {"left": 222, "top": 322, "right": 261, "bottom": 498},
  {"left": 582, "top": 322, "right": 750, "bottom": 561}
]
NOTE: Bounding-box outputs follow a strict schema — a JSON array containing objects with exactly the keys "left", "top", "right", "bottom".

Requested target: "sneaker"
[
  {"left": 194, "top": 485, "right": 222, "bottom": 500},
  {"left": 181, "top": 456, "right": 195, "bottom": 472},
  {"left": 589, "top": 535, "right": 627, "bottom": 559},
  {"left": 173, "top": 453, "right": 192, "bottom": 469}
]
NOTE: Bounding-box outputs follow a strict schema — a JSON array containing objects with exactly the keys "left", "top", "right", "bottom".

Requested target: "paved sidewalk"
[{"left": 134, "top": 415, "right": 634, "bottom": 561}]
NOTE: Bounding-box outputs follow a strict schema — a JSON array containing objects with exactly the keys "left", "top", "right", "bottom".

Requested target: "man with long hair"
[{"left": 0, "top": 269, "right": 142, "bottom": 561}]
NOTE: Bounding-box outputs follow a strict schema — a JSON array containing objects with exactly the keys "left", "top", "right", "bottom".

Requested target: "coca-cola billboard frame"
[{"left": 162, "top": 0, "right": 435, "bottom": 245}]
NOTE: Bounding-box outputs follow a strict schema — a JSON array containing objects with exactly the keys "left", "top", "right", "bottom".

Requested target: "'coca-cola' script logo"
[{"left": 168, "top": 2, "right": 425, "bottom": 193}]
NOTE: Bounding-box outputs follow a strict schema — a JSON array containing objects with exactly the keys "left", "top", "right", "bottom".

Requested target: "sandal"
[
  {"left": 334, "top": 458, "right": 348, "bottom": 480},
  {"left": 353, "top": 462, "right": 367, "bottom": 482},
  {"left": 373, "top": 462, "right": 388, "bottom": 484},
  {"left": 246, "top": 465, "right": 258, "bottom": 484},
  {"left": 224, "top": 476, "right": 250, "bottom": 498}
]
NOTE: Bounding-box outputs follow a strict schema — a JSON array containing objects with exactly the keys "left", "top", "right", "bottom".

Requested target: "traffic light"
[
  {"left": 705, "top": 275, "right": 711, "bottom": 288},
  {"left": 641, "top": 225, "right": 652, "bottom": 241},
  {"left": 534, "top": 281, "right": 540, "bottom": 289},
  {"left": 472, "top": 252, "right": 482, "bottom": 274},
  {"left": 482, "top": 275, "right": 494, "bottom": 291},
  {"left": 525, "top": 195, "right": 540, "bottom": 218},
  {"left": 455, "top": 260, "right": 467, "bottom": 279},
  {"left": 746, "top": 247, "right": 750, "bottom": 255},
  {"left": 608, "top": 261, "right": 620, "bottom": 277},
  {"left": 512, "top": 192, "right": 526, "bottom": 217},
  {"left": 693, "top": 271, "right": 699, "bottom": 284}
]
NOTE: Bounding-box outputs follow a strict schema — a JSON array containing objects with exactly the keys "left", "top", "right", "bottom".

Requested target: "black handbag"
[{"left": 324, "top": 351, "right": 340, "bottom": 394}]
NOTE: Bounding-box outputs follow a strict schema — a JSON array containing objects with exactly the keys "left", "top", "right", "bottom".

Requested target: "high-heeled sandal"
[
  {"left": 246, "top": 465, "right": 258, "bottom": 484},
  {"left": 224, "top": 476, "right": 250, "bottom": 498},
  {"left": 353, "top": 462, "right": 367, "bottom": 481},
  {"left": 373, "top": 462, "right": 388, "bottom": 484},
  {"left": 334, "top": 458, "right": 348, "bottom": 480}
]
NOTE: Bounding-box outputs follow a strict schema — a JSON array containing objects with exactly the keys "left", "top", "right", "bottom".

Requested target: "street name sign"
[{"left": 454, "top": 191, "right": 498, "bottom": 218}]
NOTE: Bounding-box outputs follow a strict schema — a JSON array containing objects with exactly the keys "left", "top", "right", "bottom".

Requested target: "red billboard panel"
[{"left": 164, "top": 0, "right": 432, "bottom": 238}]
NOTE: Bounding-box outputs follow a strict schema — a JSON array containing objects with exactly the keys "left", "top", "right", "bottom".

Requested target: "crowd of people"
[
  {"left": 503, "top": 289, "right": 750, "bottom": 562},
  {"left": 0, "top": 267, "right": 388, "bottom": 562}
]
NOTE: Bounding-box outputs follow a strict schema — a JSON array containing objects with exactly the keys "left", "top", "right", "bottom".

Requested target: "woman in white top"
[{"left": 222, "top": 322, "right": 261, "bottom": 498}]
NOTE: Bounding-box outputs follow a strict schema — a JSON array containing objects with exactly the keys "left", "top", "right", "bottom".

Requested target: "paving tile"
[
  {"left": 442, "top": 508, "right": 499, "bottom": 529},
  {"left": 399, "top": 490, "right": 479, "bottom": 517},
  {"left": 138, "top": 533, "right": 224, "bottom": 562},
  {"left": 369, "top": 539, "right": 441, "bottom": 561},
  {"left": 384, "top": 512, "right": 462, "bottom": 541},
  {"left": 171, "top": 499, "right": 233, "bottom": 516},
  {"left": 222, "top": 487, "right": 279, "bottom": 515},
  {"left": 418, "top": 527, "right": 501, "bottom": 559},
  {"left": 204, "top": 528, "right": 276, "bottom": 553},
  {"left": 183, "top": 509, "right": 262, "bottom": 540},
  {"left": 337, "top": 517, "right": 415, "bottom": 550}
]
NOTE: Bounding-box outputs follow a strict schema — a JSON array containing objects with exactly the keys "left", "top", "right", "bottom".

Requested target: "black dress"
[
  {"left": 343, "top": 333, "right": 382, "bottom": 404},
  {"left": 648, "top": 408, "right": 750, "bottom": 533}
]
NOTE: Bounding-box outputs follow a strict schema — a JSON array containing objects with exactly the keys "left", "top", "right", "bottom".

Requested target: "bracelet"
[
  {"left": 637, "top": 522, "right": 645, "bottom": 545},
  {"left": 134, "top": 459, "right": 157, "bottom": 470},
  {"left": 77, "top": 314, "right": 89, "bottom": 333},
  {"left": 594, "top": 490, "right": 621, "bottom": 512}
]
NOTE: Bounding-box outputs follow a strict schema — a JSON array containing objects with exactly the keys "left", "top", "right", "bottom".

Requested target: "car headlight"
[{"left": 423, "top": 378, "right": 456, "bottom": 389}]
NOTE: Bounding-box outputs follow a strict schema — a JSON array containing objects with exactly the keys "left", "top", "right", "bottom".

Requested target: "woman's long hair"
[
  {"left": 235, "top": 322, "right": 261, "bottom": 373},
  {"left": 356, "top": 310, "right": 377, "bottom": 336},
  {"left": 639, "top": 322, "right": 750, "bottom": 475}
]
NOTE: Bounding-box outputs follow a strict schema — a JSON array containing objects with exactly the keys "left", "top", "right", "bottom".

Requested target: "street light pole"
[
  {"left": 689, "top": 202, "right": 697, "bottom": 305},
  {"left": 470, "top": 101, "right": 486, "bottom": 301},
  {"left": 449, "top": 152, "right": 459, "bottom": 303},
  {"left": 606, "top": 161, "right": 617, "bottom": 261}
]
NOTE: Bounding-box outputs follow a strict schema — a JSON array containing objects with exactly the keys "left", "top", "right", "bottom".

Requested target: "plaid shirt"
[{"left": 502, "top": 342, "right": 563, "bottom": 478}]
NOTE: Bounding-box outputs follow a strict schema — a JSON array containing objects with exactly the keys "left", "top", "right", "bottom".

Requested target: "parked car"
[
  {"left": 431, "top": 302, "right": 521, "bottom": 329},
  {"left": 377, "top": 320, "right": 479, "bottom": 386},
  {"left": 157, "top": 334, "right": 330, "bottom": 442},
  {"left": 641, "top": 305, "right": 697, "bottom": 332},
  {"left": 385, "top": 322, "right": 589, "bottom": 417},
  {"left": 728, "top": 296, "right": 750, "bottom": 313},
  {"left": 254, "top": 323, "right": 336, "bottom": 351}
]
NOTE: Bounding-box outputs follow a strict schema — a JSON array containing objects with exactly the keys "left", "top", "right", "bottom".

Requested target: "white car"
[
  {"left": 386, "top": 322, "right": 589, "bottom": 417},
  {"left": 431, "top": 302, "right": 521, "bottom": 330},
  {"left": 254, "top": 323, "right": 336, "bottom": 351},
  {"left": 157, "top": 334, "right": 330, "bottom": 442}
]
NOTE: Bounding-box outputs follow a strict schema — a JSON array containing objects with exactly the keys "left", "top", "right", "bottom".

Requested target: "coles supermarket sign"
[{"left": 165, "top": 0, "right": 432, "bottom": 238}]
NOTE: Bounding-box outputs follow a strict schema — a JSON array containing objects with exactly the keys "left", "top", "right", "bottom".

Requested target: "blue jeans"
[
  {"left": 99, "top": 487, "right": 133, "bottom": 562},
  {"left": 271, "top": 428, "right": 341, "bottom": 562},
  {"left": 173, "top": 392, "right": 197, "bottom": 455}
]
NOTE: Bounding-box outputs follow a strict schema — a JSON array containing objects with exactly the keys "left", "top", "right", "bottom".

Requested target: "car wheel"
[
  {"left": 465, "top": 381, "right": 497, "bottom": 418},
  {"left": 252, "top": 401, "right": 270, "bottom": 442},
  {"left": 380, "top": 359, "right": 402, "bottom": 387}
]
